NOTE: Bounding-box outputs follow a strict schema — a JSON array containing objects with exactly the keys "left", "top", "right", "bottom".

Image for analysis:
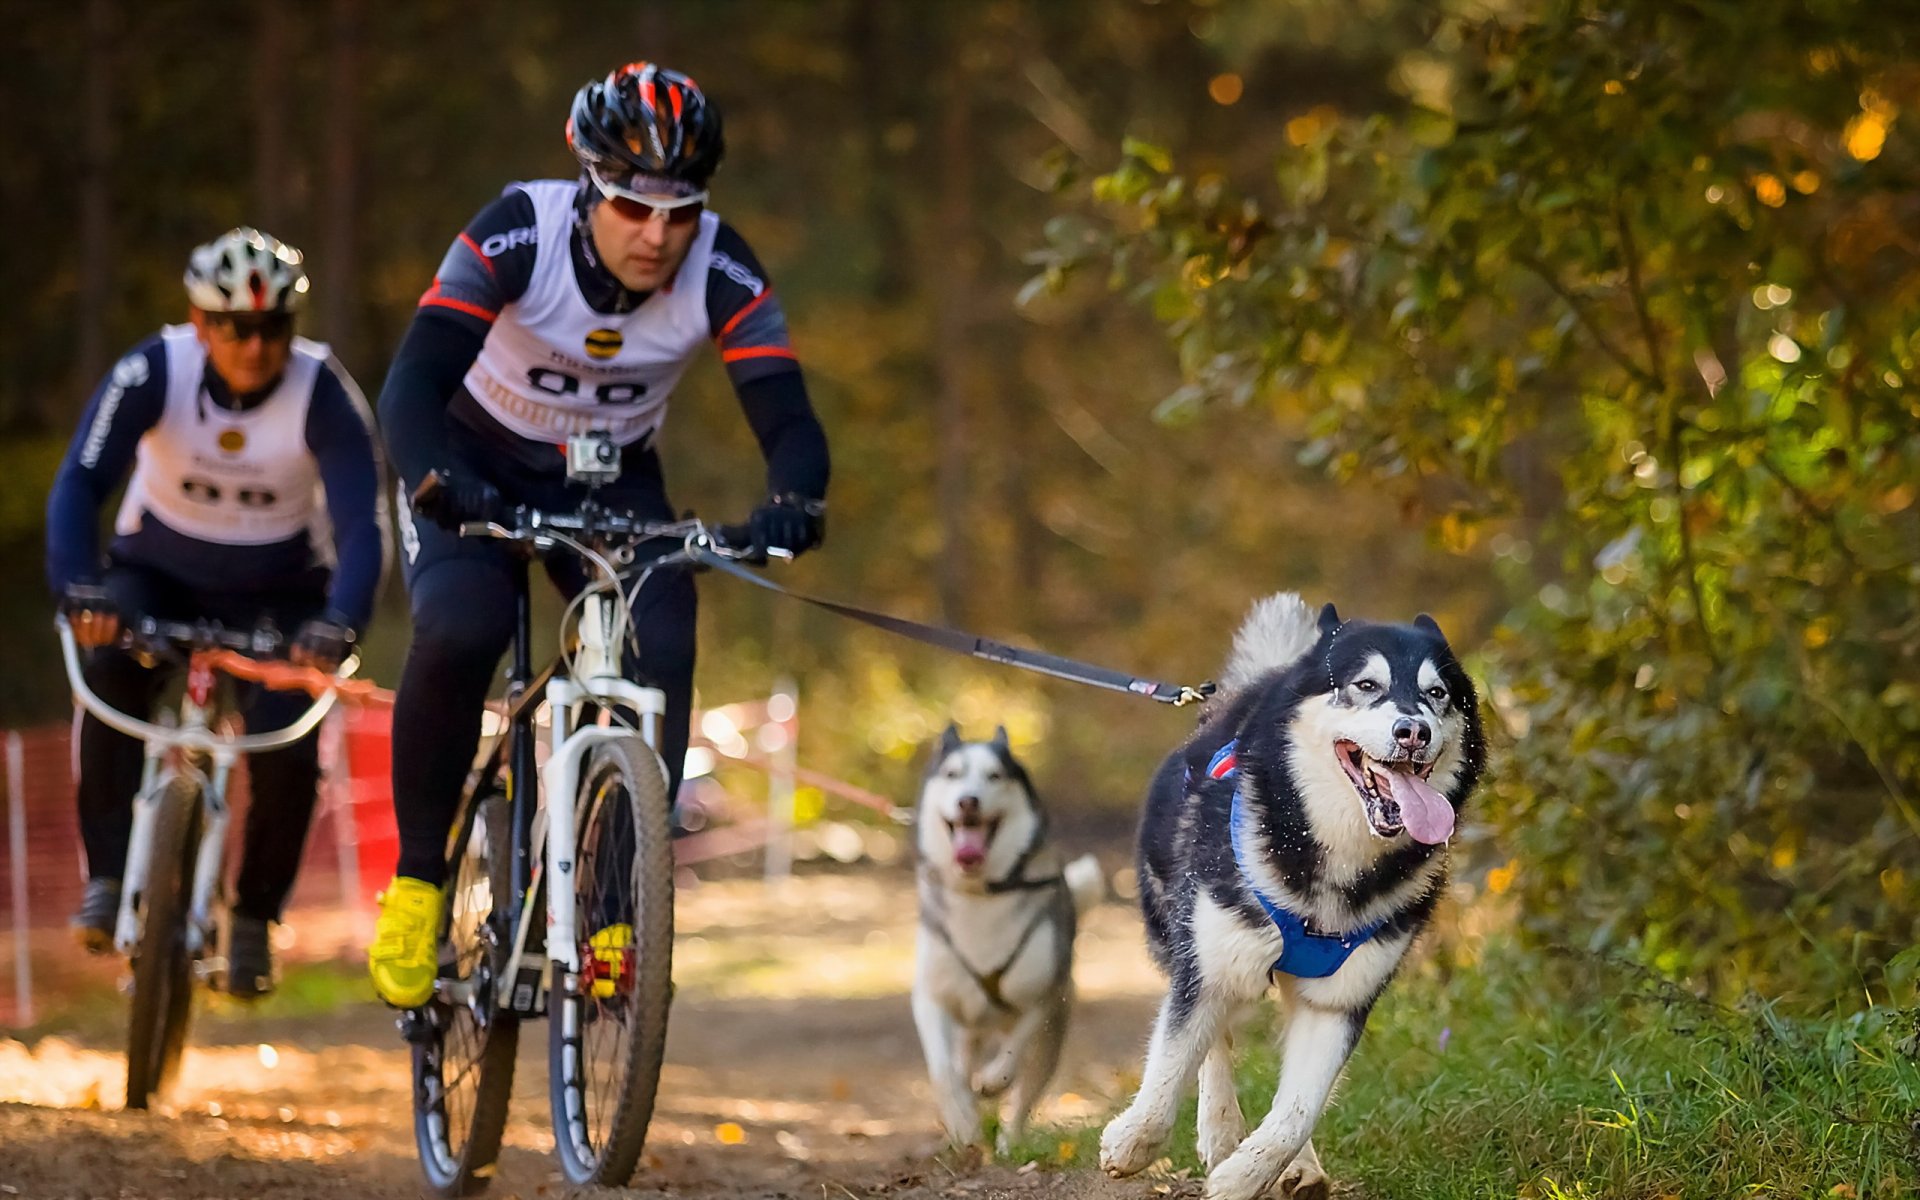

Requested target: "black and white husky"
[
  {"left": 1101, "top": 594, "right": 1485, "bottom": 1200},
  {"left": 912, "top": 725, "right": 1104, "bottom": 1154}
]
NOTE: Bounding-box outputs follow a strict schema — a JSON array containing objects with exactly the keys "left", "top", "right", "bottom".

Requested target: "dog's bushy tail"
[
  {"left": 1063, "top": 854, "right": 1104, "bottom": 915},
  {"left": 1218, "top": 592, "right": 1320, "bottom": 696}
]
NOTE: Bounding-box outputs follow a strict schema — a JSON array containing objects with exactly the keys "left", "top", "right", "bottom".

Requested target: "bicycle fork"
[
  {"left": 114, "top": 746, "right": 233, "bottom": 965},
  {"left": 497, "top": 594, "right": 665, "bottom": 1007}
]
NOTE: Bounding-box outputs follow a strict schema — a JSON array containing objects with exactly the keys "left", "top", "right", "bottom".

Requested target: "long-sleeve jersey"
[
  {"left": 377, "top": 180, "right": 829, "bottom": 501},
  {"left": 46, "top": 330, "right": 387, "bottom": 631}
]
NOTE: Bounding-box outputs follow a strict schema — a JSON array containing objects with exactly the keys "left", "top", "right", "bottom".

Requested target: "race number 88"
[
  {"left": 181, "top": 477, "right": 278, "bottom": 507},
  {"left": 527, "top": 367, "right": 648, "bottom": 406}
]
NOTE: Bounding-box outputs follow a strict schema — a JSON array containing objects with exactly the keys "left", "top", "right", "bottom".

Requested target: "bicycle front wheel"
[
  {"left": 548, "top": 736, "right": 675, "bottom": 1187},
  {"left": 125, "top": 776, "right": 203, "bottom": 1110},
  {"left": 411, "top": 792, "right": 518, "bottom": 1197}
]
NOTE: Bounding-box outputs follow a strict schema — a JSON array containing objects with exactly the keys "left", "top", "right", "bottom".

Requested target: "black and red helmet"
[{"left": 567, "top": 62, "right": 725, "bottom": 192}]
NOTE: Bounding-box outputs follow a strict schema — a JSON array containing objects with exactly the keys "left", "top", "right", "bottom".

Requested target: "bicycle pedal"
[{"left": 397, "top": 1007, "right": 438, "bottom": 1044}]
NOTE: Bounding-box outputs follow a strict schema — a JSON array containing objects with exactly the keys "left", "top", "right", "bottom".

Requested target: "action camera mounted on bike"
[{"left": 565, "top": 431, "right": 621, "bottom": 486}]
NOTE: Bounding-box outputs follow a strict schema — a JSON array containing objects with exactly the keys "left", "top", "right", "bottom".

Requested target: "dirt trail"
[{"left": 0, "top": 872, "right": 1181, "bottom": 1200}]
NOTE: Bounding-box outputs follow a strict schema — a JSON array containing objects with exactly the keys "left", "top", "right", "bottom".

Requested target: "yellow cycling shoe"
[
  {"left": 369, "top": 876, "right": 444, "bottom": 1008},
  {"left": 587, "top": 923, "right": 634, "bottom": 999}
]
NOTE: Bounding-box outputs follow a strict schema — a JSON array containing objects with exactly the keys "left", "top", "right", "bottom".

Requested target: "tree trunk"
[
  {"left": 997, "top": 339, "right": 1045, "bottom": 630},
  {"left": 317, "top": 0, "right": 361, "bottom": 360},
  {"left": 252, "top": 1, "right": 292, "bottom": 234},
  {"left": 73, "top": 0, "right": 116, "bottom": 421},
  {"left": 931, "top": 47, "right": 975, "bottom": 626},
  {"left": 849, "top": 0, "right": 910, "bottom": 302}
]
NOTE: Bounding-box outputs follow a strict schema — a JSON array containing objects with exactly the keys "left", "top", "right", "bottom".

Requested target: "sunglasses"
[
  {"left": 589, "top": 168, "right": 708, "bottom": 227},
  {"left": 206, "top": 312, "right": 295, "bottom": 342}
]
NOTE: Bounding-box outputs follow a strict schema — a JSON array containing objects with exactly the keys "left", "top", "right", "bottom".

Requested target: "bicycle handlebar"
[
  {"left": 127, "top": 615, "right": 284, "bottom": 658},
  {"left": 55, "top": 617, "right": 357, "bottom": 755},
  {"left": 411, "top": 469, "right": 778, "bottom": 564}
]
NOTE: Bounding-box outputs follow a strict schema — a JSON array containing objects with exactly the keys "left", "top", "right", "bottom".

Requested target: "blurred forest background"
[{"left": 1, "top": 0, "right": 1915, "bottom": 1010}]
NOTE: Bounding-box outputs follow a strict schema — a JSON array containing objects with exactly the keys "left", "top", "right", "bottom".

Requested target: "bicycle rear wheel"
[
  {"left": 411, "top": 792, "right": 518, "bottom": 1197},
  {"left": 125, "top": 776, "right": 202, "bottom": 1110},
  {"left": 549, "top": 736, "right": 675, "bottom": 1186}
]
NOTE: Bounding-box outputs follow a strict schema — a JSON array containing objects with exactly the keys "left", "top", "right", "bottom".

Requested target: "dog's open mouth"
[
  {"left": 1335, "top": 740, "right": 1455, "bottom": 845},
  {"left": 946, "top": 815, "right": 1000, "bottom": 870}
]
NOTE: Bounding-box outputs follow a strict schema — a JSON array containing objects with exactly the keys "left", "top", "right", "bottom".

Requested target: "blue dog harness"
[{"left": 1205, "top": 740, "right": 1385, "bottom": 979}]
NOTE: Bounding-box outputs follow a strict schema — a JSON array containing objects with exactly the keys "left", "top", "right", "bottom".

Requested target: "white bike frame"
[
  {"left": 56, "top": 618, "right": 345, "bottom": 962},
  {"left": 491, "top": 588, "right": 666, "bottom": 998}
]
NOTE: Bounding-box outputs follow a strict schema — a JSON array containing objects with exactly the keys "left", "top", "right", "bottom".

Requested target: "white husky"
[{"left": 912, "top": 724, "right": 1103, "bottom": 1154}]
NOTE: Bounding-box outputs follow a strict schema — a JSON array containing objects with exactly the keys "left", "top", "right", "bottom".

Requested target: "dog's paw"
[
  {"left": 1269, "top": 1138, "right": 1327, "bottom": 1199},
  {"left": 1196, "top": 1113, "right": 1245, "bottom": 1172},
  {"left": 1273, "top": 1159, "right": 1330, "bottom": 1200},
  {"left": 1204, "top": 1146, "right": 1281, "bottom": 1200},
  {"left": 971, "top": 1053, "right": 1017, "bottom": 1098},
  {"left": 1098, "top": 1108, "right": 1165, "bottom": 1178}
]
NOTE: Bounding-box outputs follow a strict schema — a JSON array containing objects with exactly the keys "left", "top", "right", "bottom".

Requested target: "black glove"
[
  {"left": 413, "top": 470, "right": 502, "bottom": 531},
  {"left": 60, "top": 580, "right": 121, "bottom": 649},
  {"left": 292, "top": 611, "right": 356, "bottom": 672},
  {"left": 59, "top": 580, "right": 115, "bottom": 620},
  {"left": 746, "top": 493, "right": 826, "bottom": 561}
]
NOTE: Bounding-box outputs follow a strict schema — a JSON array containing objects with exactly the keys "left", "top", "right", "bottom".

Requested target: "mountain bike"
[
  {"left": 400, "top": 470, "right": 766, "bottom": 1195},
  {"left": 55, "top": 614, "right": 362, "bottom": 1109}
]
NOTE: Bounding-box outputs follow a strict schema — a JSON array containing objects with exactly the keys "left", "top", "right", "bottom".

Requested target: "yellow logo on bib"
[
  {"left": 217, "top": 429, "right": 246, "bottom": 453},
  {"left": 585, "top": 329, "right": 624, "bottom": 360}
]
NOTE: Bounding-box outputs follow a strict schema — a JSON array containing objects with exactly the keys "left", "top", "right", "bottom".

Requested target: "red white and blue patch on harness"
[
  {"left": 1205, "top": 743, "right": 1238, "bottom": 780},
  {"left": 1204, "top": 737, "right": 1385, "bottom": 979}
]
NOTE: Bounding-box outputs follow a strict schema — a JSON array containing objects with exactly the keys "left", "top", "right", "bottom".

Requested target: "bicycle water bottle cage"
[{"left": 566, "top": 432, "right": 621, "bottom": 486}]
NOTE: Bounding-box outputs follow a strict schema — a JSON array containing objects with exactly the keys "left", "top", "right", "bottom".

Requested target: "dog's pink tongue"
[
  {"left": 1388, "top": 770, "right": 1455, "bottom": 844},
  {"left": 952, "top": 826, "right": 989, "bottom": 867}
]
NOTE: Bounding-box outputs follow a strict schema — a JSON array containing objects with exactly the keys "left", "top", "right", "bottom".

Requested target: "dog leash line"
[{"left": 695, "top": 550, "right": 1215, "bottom": 707}]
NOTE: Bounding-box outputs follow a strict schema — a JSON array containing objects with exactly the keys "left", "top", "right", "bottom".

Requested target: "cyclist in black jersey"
[{"left": 369, "top": 62, "right": 829, "bottom": 1007}]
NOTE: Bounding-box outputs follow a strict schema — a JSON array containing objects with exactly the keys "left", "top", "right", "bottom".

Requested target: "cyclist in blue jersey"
[
  {"left": 368, "top": 62, "right": 830, "bottom": 1007},
  {"left": 46, "top": 227, "right": 386, "bottom": 997}
]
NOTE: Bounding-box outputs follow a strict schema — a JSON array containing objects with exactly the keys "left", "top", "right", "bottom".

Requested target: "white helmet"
[{"left": 183, "top": 227, "right": 310, "bottom": 313}]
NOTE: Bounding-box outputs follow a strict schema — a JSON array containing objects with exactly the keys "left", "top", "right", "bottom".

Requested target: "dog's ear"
[
  {"left": 1317, "top": 602, "right": 1342, "bottom": 635},
  {"left": 991, "top": 724, "right": 1010, "bottom": 749},
  {"left": 937, "top": 722, "right": 963, "bottom": 757},
  {"left": 1415, "top": 612, "right": 1447, "bottom": 642}
]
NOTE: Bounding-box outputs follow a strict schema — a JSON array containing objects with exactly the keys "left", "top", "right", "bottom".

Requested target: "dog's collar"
[
  {"left": 1212, "top": 738, "right": 1386, "bottom": 978},
  {"left": 985, "top": 870, "right": 1065, "bottom": 895},
  {"left": 918, "top": 859, "right": 1065, "bottom": 895},
  {"left": 918, "top": 869, "right": 1063, "bottom": 1013}
]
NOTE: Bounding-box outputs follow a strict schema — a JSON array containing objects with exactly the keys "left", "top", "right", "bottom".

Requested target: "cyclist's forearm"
[
  {"left": 309, "top": 359, "right": 387, "bottom": 632},
  {"left": 736, "top": 368, "right": 830, "bottom": 501},
  {"left": 377, "top": 310, "right": 488, "bottom": 487},
  {"left": 45, "top": 460, "right": 110, "bottom": 595},
  {"left": 46, "top": 340, "right": 169, "bottom": 595}
]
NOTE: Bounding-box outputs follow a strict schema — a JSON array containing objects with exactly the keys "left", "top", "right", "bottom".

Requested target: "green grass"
[{"left": 1018, "top": 942, "right": 1920, "bottom": 1198}]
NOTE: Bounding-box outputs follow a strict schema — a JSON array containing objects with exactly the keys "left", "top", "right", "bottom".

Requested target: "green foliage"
[
  {"left": 1042, "top": 0, "right": 1920, "bottom": 1002},
  {"left": 1018, "top": 940, "right": 1920, "bottom": 1197}
]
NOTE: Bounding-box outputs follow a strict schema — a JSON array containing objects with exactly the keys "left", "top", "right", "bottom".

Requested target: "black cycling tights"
[{"left": 389, "top": 553, "right": 696, "bottom": 886}]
